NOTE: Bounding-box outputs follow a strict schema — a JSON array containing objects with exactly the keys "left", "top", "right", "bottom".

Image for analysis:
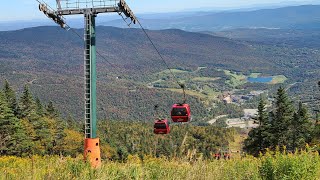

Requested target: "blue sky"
[{"left": 0, "top": 0, "right": 319, "bottom": 21}]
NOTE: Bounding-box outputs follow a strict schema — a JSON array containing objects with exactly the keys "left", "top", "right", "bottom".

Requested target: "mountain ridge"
[
  {"left": 104, "top": 5, "right": 320, "bottom": 31},
  {"left": 1, "top": 5, "right": 320, "bottom": 32}
]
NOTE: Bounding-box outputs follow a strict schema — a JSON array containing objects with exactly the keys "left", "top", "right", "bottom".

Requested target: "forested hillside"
[
  {"left": 0, "top": 26, "right": 319, "bottom": 121},
  {"left": 2, "top": 79, "right": 319, "bottom": 160},
  {"left": 1, "top": 81, "right": 320, "bottom": 179},
  {"left": 0, "top": 26, "right": 268, "bottom": 121},
  {"left": 0, "top": 80, "right": 236, "bottom": 159},
  {"left": 1, "top": 76, "right": 319, "bottom": 179}
]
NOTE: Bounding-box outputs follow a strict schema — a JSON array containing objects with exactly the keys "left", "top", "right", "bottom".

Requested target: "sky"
[{"left": 0, "top": 0, "right": 319, "bottom": 21}]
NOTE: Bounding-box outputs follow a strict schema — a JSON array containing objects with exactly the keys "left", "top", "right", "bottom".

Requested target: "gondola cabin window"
[
  {"left": 171, "top": 108, "right": 188, "bottom": 116},
  {"left": 154, "top": 123, "right": 167, "bottom": 129}
]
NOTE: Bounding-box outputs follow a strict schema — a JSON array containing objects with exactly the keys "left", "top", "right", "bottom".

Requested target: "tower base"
[{"left": 84, "top": 138, "right": 101, "bottom": 168}]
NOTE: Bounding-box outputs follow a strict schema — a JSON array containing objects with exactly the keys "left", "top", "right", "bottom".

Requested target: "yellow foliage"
[
  {"left": 127, "top": 154, "right": 141, "bottom": 164},
  {"left": 100, "top": 144, "right": 116, "bottom": 160},
  {"left": 0, "top": 152, "right": 320, "bottom": 180},
  {"left": 21, "top": 118, "right": 36, "bottom": 139},
  {"left": 61, "top": 129, "right": 83, "bottom": 156}
]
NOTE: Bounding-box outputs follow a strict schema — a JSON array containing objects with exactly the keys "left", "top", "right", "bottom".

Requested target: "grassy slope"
[
  {"left": 229, "top": 134, "right": 247, "bottom": 154},
  {"left": 249, "top": 73, "right": 262, "bottom": 78},
  {"left": 152, "top": 69, "right": 221, "bottom": 102},
  {"left": 1, "top": 151, "right": 320, "bottom": 179},
  {"left": 192, "top": 77, "right": 220, "bottom": 82},
  {"left": 223, "top": 70, "right": 247, "bottom": 87},
  {"left": 270, "top": 75, "right": 287, "bottom": 84}
]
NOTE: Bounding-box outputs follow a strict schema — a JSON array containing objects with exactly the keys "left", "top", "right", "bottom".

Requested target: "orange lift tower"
[{"left": 37, "top": 0, "right": 136, "bottom": 167}]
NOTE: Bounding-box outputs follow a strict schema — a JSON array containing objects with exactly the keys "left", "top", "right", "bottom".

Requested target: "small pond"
[{"left": 247, "top": 77, "right": 273, "bottom": 83}]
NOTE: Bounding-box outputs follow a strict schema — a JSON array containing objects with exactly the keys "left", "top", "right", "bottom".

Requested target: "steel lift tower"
[{"left": 38, "top": 0, "right": 136, "bottom": 167}]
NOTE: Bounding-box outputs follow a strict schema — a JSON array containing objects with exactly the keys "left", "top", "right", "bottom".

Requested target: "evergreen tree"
[
  {"left": 18, "top": 85, "right": 53, "bottom": 155},
  {"left": 244, "top": 98, "right": 271, "bottom": 155},
  {"left": 313, "top": 81, "right": 320, "bottom": 146},
  {"left": 0, "top": 91, "right": 29, "bottom": 156},
  {"left": 270, "top": 87, "right": 294, "bottom": 149},
  {"left": 19, "top": 85, "right": 36, "bottom": 119},
  {"left": 290, "top": 102, "right": 311, "bottom": 151},
  {"left": 244, "top": 128, "right": 260, "bottom": 156},
  {"left": 35, "top": 97, "right": 44, "bottom": 117},
  {"left": 258, "top": 98, "right": 272, "bottom": 151},
  {"left": 32, "top": 117, "right": 52, "bottom": 155},
  {"left": 45, "top": 101, "right": 59, "bottom": 118},
  {"left": 312, "top": 119, "right": 320, "bottom": 146},
  {"left": 12, "top": 121, "right": 33, "bottom": 156},
  {"left": 20, "top": 119, "right": 35, "bottom": 155},
  {"left": 65, "top": 113, "right": 77, "bottom": 130},
  {"left": 3, "top": 80, "right": 18, "bottom": 116},
  {"left": 52, "top": 118, "right": 67, "bottom": 155}
]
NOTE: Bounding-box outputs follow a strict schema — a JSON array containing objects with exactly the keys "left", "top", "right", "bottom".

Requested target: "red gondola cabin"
[
  {"left": 171, "top": 104, "right": 191, "bottom": 123},
  {"left": 154, "top": 119, "right": 170, "bottom": 134}
]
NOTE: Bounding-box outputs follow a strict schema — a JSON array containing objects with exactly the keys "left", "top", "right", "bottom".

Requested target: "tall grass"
[{"left": 0, "top": 151, "right": 319, "bottom": 180}]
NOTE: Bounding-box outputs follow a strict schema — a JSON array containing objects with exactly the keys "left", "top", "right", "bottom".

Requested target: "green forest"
[
  {"left": 0, "top": 80, "right": 237, "bottom": 160},
  {"left": 1, "top": 80, "right": 320, "bottom": 179},
  {"left": 1, "top": 79, "right": 320, "bottom": 160}
]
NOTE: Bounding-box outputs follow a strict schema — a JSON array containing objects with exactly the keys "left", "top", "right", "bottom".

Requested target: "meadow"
[{"left": 1, "top": 150, "right": 319, "bottom": 180}]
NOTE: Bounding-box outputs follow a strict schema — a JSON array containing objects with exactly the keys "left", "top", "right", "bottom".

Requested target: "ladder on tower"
[{"left": 84, "top": 14, "right": 92, "bottom": 138}]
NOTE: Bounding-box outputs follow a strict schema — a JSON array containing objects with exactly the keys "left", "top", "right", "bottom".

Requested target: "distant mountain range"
[
  {"left": 1, "top": 5, "right": 320, "bottom": 32},
  {"left": 212, "top": 28, "right": 320, "bottom": 48},
  {"left": 109, "top": 5, "right": 320, "bottom": 32}
]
